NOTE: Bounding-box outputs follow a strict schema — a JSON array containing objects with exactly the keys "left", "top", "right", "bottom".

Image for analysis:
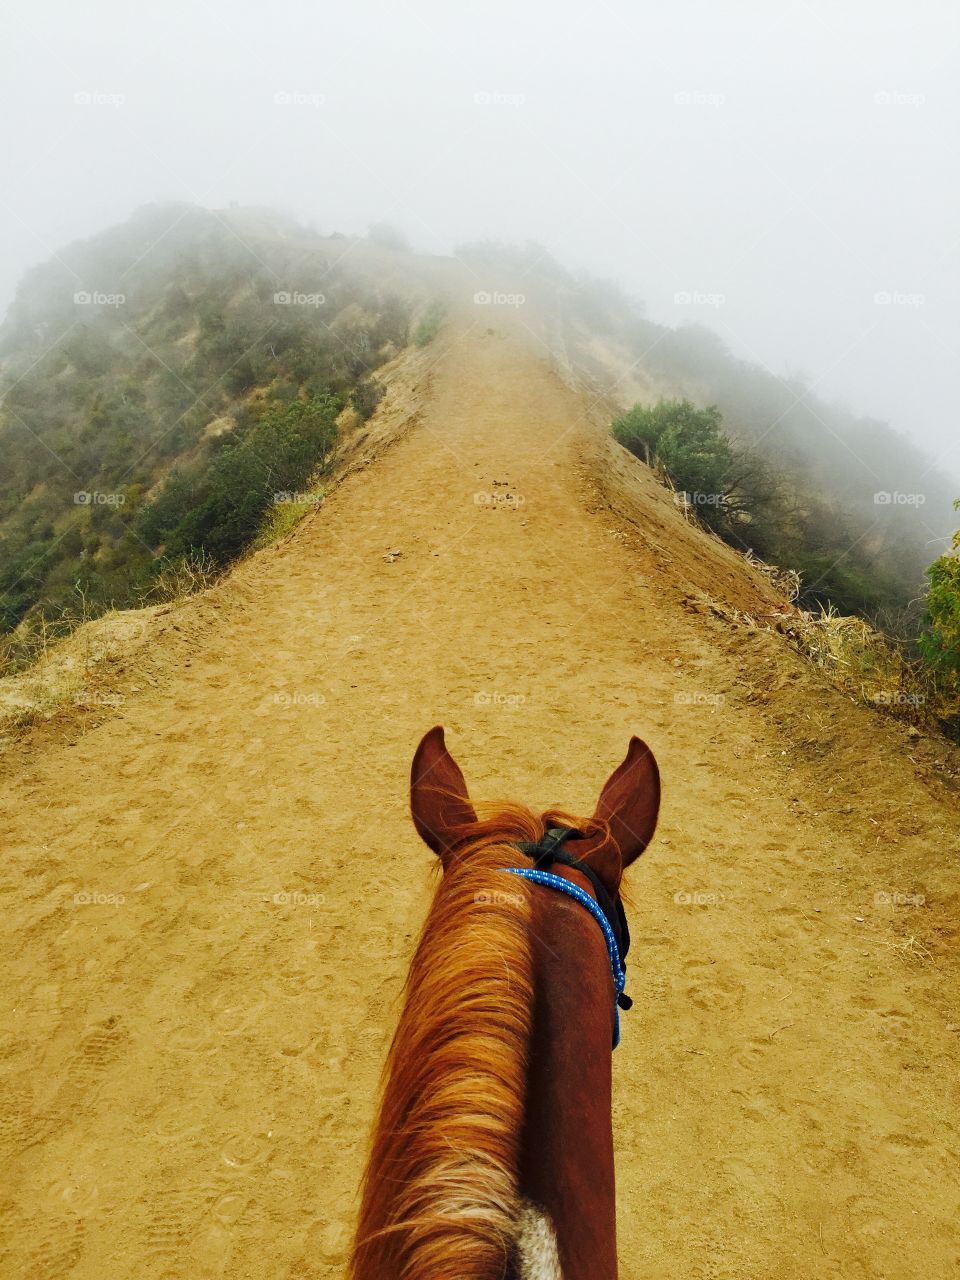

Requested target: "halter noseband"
[{"left": 500, "top": 827, "right": 633, "bottom": 1049}]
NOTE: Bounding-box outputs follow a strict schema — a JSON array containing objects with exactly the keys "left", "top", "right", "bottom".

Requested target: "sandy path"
[{"left": 1, "top": 307, "right": 958, "bottom": 1280}]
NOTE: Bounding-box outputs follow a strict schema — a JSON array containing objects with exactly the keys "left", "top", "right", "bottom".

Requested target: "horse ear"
[
  {"left": 592, "top": 737, "right": 660, "bottom": 868},
  {"left": 410, "top": 726, "right": 477, "bottom": 863}
]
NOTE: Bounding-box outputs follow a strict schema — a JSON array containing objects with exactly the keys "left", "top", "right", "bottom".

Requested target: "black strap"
[
  {"left": 514, "top": 825, "right": 581, "bottom": 869},
  {"left": 512, "top": 828, "right": 632, "bottom": 1010}
]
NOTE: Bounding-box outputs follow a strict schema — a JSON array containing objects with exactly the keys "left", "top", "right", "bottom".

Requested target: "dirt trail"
[{"left": 1, "top": 304, "right": 959, "bottom": 1280}]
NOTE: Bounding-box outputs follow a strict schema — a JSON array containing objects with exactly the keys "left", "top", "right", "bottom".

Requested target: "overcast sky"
[{"left": 1, "top": 0, "right": 958, "bottom": 482}]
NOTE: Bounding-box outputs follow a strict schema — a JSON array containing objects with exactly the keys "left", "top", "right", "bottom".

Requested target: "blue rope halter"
[{"left": 500, "top": 865, "right": 629, "bottom": 1049}]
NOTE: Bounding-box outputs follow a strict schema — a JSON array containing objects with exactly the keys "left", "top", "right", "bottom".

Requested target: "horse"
[{"left": 349, "top": 725, "right": 660, "bottom": 1280}]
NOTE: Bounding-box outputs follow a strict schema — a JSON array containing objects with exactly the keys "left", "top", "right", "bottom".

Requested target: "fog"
[{"left": 2, "top": 0, "right": 958, "bottom": 481}]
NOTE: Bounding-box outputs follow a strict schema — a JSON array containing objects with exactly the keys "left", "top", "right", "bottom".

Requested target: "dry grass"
[
  {"left": 873, "top": 933, "right": 936, "bottom": 966},
  {"left": 253, "top": 489, "right": 326, "bottom": 549},
  {"left": 137, "top": 549, "right": 221, "bottom": 604},
  {"left": 696, "top": 546, "right": 959, "bottom": 739},
  {"left": 784, "top": 606, "right": 919, "bottom": 700},
  {"left": 742, "top": 549, "right": 802, "bottom": 603},
  {"left": 0, "top": 551, "right": 220, "bottom": 732},
  {"left": 0, "top": 606, "right": 159, "bottom": 730},
  {"left": 775, "top": 603, "right": 960, "bottom": 732}
]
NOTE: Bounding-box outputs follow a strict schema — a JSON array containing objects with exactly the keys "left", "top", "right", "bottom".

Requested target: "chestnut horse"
[{"left": 349, "top": 726, "right": 660, "bottom": 1280}]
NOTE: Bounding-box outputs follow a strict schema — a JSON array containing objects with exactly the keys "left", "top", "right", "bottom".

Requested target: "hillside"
[
  {"left": 458, "top": 241, "right": 956, "bottom": 627},
  {"left": 0, "top": 204, "right": 419, "bottom": 646},
  {"left": 1, "top": 293, "right": 959, "bottom": 1279},
  {"left": 1, "top": 213, "right": 955, "bottom": 673}
]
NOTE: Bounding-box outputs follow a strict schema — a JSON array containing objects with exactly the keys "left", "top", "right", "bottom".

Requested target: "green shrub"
[
  {"left": 350, "top": 378, "right": 386, "bottom": 421},
  {"left": 613, "top": 399, "right": 734, "bottom": 529},
  {"left": 921, "top": 500, "right": 960, "bottom": 676},
  {"left": 137, "top": 393, "right": 340, "bottom": 565},
  {"left": 414, "top": 301, "right": 445, "bottom": 347}
]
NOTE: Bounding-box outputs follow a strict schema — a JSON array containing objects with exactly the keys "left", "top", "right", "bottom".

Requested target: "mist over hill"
[
  {"left": 0, "top": 204, "right": 955, "bottom": 660},
  {"left": 0, "top": 203, "right": 414, "bottom": 644},
  {"left": 459, "top": 239, "right": 955, "bottom": 627}
]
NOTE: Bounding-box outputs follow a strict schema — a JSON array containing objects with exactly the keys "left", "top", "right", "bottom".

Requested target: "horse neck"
[
  {"left": 350, "top": 844, "right": 536, "bottom": 1280},
  {"left": 517, "top": 875, "right": 619, "bottom": 1280}
]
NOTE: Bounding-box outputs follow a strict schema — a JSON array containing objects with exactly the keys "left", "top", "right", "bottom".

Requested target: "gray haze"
[{"left": 2, "top": 0, "right": 958, "bottom": 482}]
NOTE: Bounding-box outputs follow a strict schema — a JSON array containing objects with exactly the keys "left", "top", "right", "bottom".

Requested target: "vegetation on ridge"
[
  {"left": 0, "top": 203, "right": 411, "bottom": 667},
  {"left": 1, "top": 216, "right": 957, "bottom": 739},
  {"left": 613, "top": 397, "right": 960, "bottom": 737}
]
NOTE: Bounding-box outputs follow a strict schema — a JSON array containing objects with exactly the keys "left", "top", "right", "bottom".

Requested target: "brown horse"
[{"left": 349, "top": 725, "right": 660, "bottom": 1280}]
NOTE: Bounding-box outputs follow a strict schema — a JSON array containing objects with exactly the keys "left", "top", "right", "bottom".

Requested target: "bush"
[
  {"left": 139, "top": 549, "right": 220, "bottom": 604},
  {"left": 350, "top": 378, "right": 386, "bottom": 421},
  {"left": 613, "top": 399, "right": 734, "bottom": 528},
  {"left": 921, "top": 500, "right": 960, "bottom": 676},
  {"left": 413, "top": 300, "right": 445, "bottom": 347},
  {"left": 138, "top": 393, "right": 340, "bottom": 565}
]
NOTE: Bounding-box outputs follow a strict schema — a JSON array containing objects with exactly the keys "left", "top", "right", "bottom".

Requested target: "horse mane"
[{"left": 349, "top": 802, "right": 602, "bottom": 1280}]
